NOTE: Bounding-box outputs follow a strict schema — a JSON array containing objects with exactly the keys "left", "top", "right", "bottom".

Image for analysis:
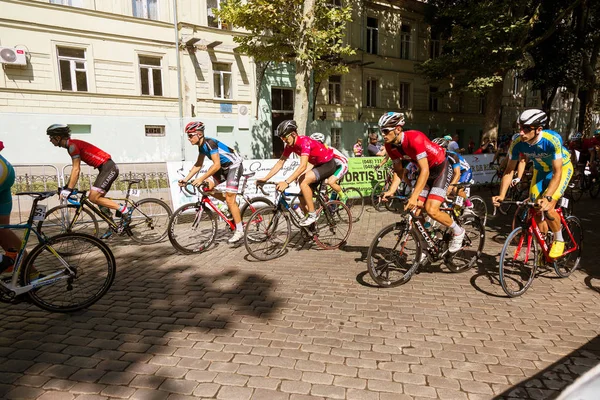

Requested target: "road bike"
[
  {"left": 37, "top": 179, "right": 172, "bottom": 244},
  {"left": 168, "top": 172, "right": 273, "bottom": 254},
  {"left": 244, "top": 181, "right": 352, "bottom": 260},
  {"left": 1, "top": 191, "right": 116, "bottom": 312},
  {"left": 323, "top": 185, "right": 365, "bottom": 222},
  {"left": 497, "top": 200, "right": 582, "bottom": 297},
  {"left": 367, "top": 196, "right": 485, "bottom": 287}
]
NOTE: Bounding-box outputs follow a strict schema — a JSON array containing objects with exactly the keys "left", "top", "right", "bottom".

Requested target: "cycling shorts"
[
  {"left": 418, "top": 158, "right": 454, "bottom": 203},
  {"left": 0, "top": 160, "right": 15, "bottom": 216},
  {"left": 529, "top": 162, "right": 573, "bottom": 202},
  {"left": 212, "top": 162, "right": 243, "bottom": 193},
  {"left": 92, "top": 159, "right": 119, "bottom": 194},
  {"left": 331, "top": 158, "right": 348, "bottom": 181},
  {"left": 459, "top": 169, "right": 473, "bottom": 184},
  {"left": 311, "top": 159, "right": 337, "bottom": 183}
]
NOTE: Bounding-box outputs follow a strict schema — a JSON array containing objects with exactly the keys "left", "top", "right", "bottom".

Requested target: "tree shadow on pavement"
[{"left": 494, "top": 335, "right": 600, "bottom": 400}]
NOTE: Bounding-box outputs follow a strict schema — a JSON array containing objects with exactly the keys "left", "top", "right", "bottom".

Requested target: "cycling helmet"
[
  {"left": 594, "top": 129, "right": 600, "bottom": 137},
  {"left": 570, "top": 132, "right": 583, "bottom": 141},
  {"left": 432, "top": 137, "right": 449, "bottom": 149},
  {"left": 276, "top": 120, "right": 297, "bottom": 137},
  {"left": 46, "top": 124, "right": 71, "bottom": 137},
  {"left": 518, "top": 109, "right": 548, "bottom": 127},
  {"left": 185, "top": 121, "right": 205, "bottom": 134},
  {"left": 378, "top": 112, "right": 406, "bottom": 129},
  {"left": 310, "top": 132, "right": 325, "bottom": 143}
]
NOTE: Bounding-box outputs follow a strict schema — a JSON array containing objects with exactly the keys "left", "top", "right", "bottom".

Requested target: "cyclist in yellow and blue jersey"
[
  {"left": 0, "top": 146, "right": 25, "bottom": 271},
  {"left": 493, "top": 109, "right": 573, "bottom": 258}
]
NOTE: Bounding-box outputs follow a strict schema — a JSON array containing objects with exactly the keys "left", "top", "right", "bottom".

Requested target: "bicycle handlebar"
[{"left": 492, "top": 200, "right": 555, "bottom": 221}]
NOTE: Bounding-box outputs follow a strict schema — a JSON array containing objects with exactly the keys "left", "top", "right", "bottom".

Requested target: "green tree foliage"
[{"left": 218, "top": 0, "right": 354, "bottom": 133}]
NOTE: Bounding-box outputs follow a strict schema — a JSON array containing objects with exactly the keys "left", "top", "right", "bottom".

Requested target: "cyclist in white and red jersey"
[
  {"left": 257, "top": 120, "right": 336, "bottom": 226},
  {"left": 378, "top": 112, "right": 465, "bottom": 252},
  {"left": 47, "top": 124, "right": 128, "bottom": 222},
  {"left": 310, "top": 132, "right": 349, "bottom": 203}
]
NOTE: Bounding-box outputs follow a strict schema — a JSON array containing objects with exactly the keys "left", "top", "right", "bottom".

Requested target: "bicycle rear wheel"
[
  {"left": 244, "top": 207, "right": 291, "bottom": 261},
  {"left": 445, "top": 215, "right": 485, "bottom": 273},
  {"left": 343, "top": 187, "right": 365, "bottom": 222},
  {"left": 38, "top": 204, "right": 99, "bottom": 238},
  {"left": 240, "top": 196, "right": 274, "bottom": 225},
  {"left": 467, "top": 195, "right": 488, "bottom": 226},
  {"left": 499, "top": 227, "right": 538, "bottom": 297},
  {"left": 553, "top": 216, "right": 583, "bottom": 278},
  {"left": 313, "top": 200, "right": 352, "bottom": 249},
  {"left": 127, "top": 198, "right": 172, "bottom": 244},
  {"left": 168, "top": 203, "right": 217, "bottom": 254},
  {"left": 367, "top": 222, "right": 420, "bottom": 287},
  {"left": 22, "top": 233, "right": 116, "bottom": 313}
]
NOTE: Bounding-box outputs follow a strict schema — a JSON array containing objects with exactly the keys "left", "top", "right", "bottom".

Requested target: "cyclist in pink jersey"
[
  {"left": 310, "top": 132, "right": 349, "bottom": 203},
  {"left": 378, "top": 112, "right": 465, "bottom": 252},
  {"left": 47, "top": 124, "right": 129, "bottom": 225},
  {"left": 257, "top": 120, "right": 336, "bottom": 226}
]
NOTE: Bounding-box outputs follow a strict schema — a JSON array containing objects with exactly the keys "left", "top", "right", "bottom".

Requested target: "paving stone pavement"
[{"left": 0, "top": 194, "right": 598, "bottom": 400}]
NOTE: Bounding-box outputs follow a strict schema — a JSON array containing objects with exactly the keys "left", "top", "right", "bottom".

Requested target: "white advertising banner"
[{"left": 463, "top": 153, "right": 497, "bottom": 184}]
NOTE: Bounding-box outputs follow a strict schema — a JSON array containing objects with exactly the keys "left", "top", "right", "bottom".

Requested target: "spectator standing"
[
  {"left": 353, "top": 138, "right": 363, "bottom": 157},
  {"left": 367, "top": 132, "right": 386, "bottom": 157}
]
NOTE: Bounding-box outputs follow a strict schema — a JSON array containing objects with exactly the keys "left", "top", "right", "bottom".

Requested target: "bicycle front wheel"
[
  {"left": 445, "top": 215, "right": 485, "bottom": 273},
  {"left": 370, "top": 180, "right": 387, "bottom": 211},
  {"left": 168, "top": 203, "right": 217, "bottom": 254},
  {"left": 240, "top": 196, "right": 274, "bottom": 225},
  {"left": 367, "top": 222, "right": 420, "bottom": 287},
  {"left": 244, "top": 207, "right": 291, "bottom": 261},
  {"left": 313, "top": 201, "right": 352, "bottom": 249},
  {"left": 38, "top": 204, "right": 99, "bottom": 238},
  {"left": 553, "top": 216, "right": 583, "bottom": 278},
  {"left": 22, "top": 233, "right": 116, "bottom": 313},
  {"left": 499, "top": 227, "right": 538, "bottom": 297},
  {"left": 468, "top": 195, "right": 488, "bottom": 226},
  {"left": 127, "top": 198, "right": 172, "bottom": 244},
  {"left": 343, "top": 187, "right": 365, "bottom": 222}
]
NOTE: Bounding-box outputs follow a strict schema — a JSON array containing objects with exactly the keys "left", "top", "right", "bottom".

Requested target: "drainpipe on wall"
[{"left": 173, "top": 0, "right": 185, "bottom": 161}]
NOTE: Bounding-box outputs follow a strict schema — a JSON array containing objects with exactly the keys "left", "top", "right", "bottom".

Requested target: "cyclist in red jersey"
[
  {"left": 257, "top": 120, "right": 336, "bottom": 227},
  {"left": 46, "top": 124, "right": 128, "bottom": 223},
  {"left": 378, "top": 112, "right": 465, "bottom": 252}
]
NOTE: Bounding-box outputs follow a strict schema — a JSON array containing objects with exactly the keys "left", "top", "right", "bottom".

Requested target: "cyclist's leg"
[
  {"left": 547, "top": 163, "right": 573, "bottom": 257},
  {"left": 0, "top": 165, "right": 21, "bottom": 252},
  {"left": 298, "top": 160, "right": 336, "bottom": 225},
  {"left": 88, "top": 160, "right": 121, "bottom": 211},
  {"left": 222, "top": 164, "right": 243, "bottom": 224},
  {"left": 328, "top": 161, "right": 348, "bottom": 200},
  {"left": 529, "top": 168, "right": 548, "bottom": 233}
]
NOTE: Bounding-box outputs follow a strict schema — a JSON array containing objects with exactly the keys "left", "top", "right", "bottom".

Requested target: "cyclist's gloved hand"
[
  {"left": 178, "top": 180, "right": 188, "bottom": 187},
  {"left": 60, "top": 187, "right": 73, "bottom": 199},
  {"left": 510, "top": 177, "right": 520, "bottom": 187}
]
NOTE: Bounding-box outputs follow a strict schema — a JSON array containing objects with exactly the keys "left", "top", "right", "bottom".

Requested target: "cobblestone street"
[{"left": 0, "top": 194, "right": 598, "bottom": 400}]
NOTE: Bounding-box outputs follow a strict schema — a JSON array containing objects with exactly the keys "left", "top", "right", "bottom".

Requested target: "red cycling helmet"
[{"left": 185, "top": 121, "right": 205, "bottom": 134}]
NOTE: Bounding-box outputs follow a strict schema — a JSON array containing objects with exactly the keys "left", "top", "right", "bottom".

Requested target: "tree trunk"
[
  {"left": 482, "top": 80, "right": 504, "bottom": 141},
  {"left": 293, "top": 0, "right": 317, "bottom": 135},
  {"left": 254, "top": 61, "right": 270, "bottom": 119}
]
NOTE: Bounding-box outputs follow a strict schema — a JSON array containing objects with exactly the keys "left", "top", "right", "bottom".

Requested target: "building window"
[
  {"left": 57, "top": 47, "right": 88, "bottom": 92},
  {"left": 207, "top": 0, "right": 231, "bottom": 29},
  {"left": 213, "top": 63, "right": 232, "bottom": 99},
  {"left": 399, "top": 82, "right": 410, "bottom": 109},
  {"left": 512, "top": 72, "right": 521, "bottom": 95},
  {"left": 430, "top": 37, "right": 441, "bottom": 60},
  {"left": 400, "top": 24, "right": 411, "bottom": 60},
  {"left": 328, "top": 75, "right": 342, "bottom": 105},
  {"left": 366, "top": 17, "right": 378, "bottom": 55},
  {"left": 145, "top": 125, "right": 165, "bottom": 137},
  {"left": 456, "top": 94, "right": 464, "bottom": 113},
  {"left": 70, "top": 124, "right": 92, "bottom": 134},
  {"left": 329, "top": 0, "right": 342, "bottom": 6},
  {"left": 366, "top": 79, "right": 377, "bottom": 108},
  {"left": 132, "top": 0, "right": 158, "bottom": 20},
  {"left": 50, "top": 0, "right": 83, "bottom": 6},
  {"left": 139, "top": 56, "right": 163, "bottom": 96},
  {"left": 272, "top": 88, "right": 294, "bottom": 111},
  {"left": 479, "top": 95, "right": 486, "bottom": 114},
  {"left": 331, "top": 128, "right": 341, "bottom": 149},
  {"left": 429, "top": 86, "right": 438, "bottom": 112}
]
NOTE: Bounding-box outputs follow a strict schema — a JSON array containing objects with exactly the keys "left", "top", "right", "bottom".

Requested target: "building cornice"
[{"left": 0, "top": 88, "right": 178, "bottom": 102}]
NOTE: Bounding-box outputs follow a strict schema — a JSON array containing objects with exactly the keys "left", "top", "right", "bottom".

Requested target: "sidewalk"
[{"left": 0, "top": 197, "right": 598, "bottom": 400}]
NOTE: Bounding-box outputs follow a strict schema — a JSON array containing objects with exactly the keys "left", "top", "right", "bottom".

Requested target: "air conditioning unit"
[{"left": 0, "top": 47, "right": 27, "bottom": 66}]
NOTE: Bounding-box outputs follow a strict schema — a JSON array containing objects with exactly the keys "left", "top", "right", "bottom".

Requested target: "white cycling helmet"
[
  {"left": 378, "top": 112, "right": 406, "bottom": 129},
  {"left": 310, "top": 132, "right": 325, "bottom": 143},
  {"left": 518, "top": 109, "right": 548, "bottom": 127},
  {"left": 432, "top": 137, "right": 449, "bottom": 149}
]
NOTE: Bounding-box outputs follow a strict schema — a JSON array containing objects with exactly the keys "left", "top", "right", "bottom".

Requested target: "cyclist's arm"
[
  {"left": 449, "top": 165, "right": 461, "bottom": 192},
  {"left": 182, "top": 154, "right": 204, "bottom": 182},
  {"left": 286, "top": 155, "right": 309, "bottom": 183},
  {"left": 66, "top": 157, "right": 81, "bottom": 189},
  {"left": 377, "top": 154, "right": 389, "bottom": 169},
  {"left": 260, "top": 157, "right": 286, "bottom": 182},
  {"left": 411, "top": 158, "right": 430, "bottom": 201},
  {"left": 497, "top": 159, "right": 518, "bottom": 199},
  {"left": 401, "top": 168, "right": 410, "bottom": 185},
  {"left": 543, "top": 158, "right": 563, "bottom": 198},
  {"left": 384, "top": 163, "right": 404, "bottom": 195},
  {"left": 195, "top": 153, "right": 221, "bottom": 183},
  {"left": 516, "top": 155, "right": 527, "bottom": 180}
]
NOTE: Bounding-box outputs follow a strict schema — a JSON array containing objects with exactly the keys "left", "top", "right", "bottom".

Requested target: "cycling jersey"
[
  {"left": 384, "top": 130, "right": 446, "bottom": 168},
  {"left": 447, "top": 151, "right": 472, "bottom": 183},
  {"left": 0, "top": 154, "right": 15, "bottom": 216},
  {"left": 282, "top": 135, "right": 333, "bottom": 166},
  {"left": 67, "top": 139, "right": 111, "bottom": 168},
  {"left": 199, "top": 138, "right": 242, "bottom": 169},
  {"left": 329, "top": 148, "right": 348, "bottom": 181},
  {"left": 405, "top": 162, "right": 419, "bottom": 181},
  {"left": 509, "top": 130, "right": 571, "bottom": 173},
  {"left": 331, "top": 147, "right": 348, "bottom": 166}
]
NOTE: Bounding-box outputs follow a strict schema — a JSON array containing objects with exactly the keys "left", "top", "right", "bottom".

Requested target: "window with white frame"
[
  {"left": 399, "top": 82, "right": 410, "bottom": 109},
  {"left": 400, "top": 24, "right": 411, "bottom": 60},
  {"left": 429, "top": 86, "right": 438, "bottom": 112},
  {"left": 50, "top": 0, "right": 83, "bottom": 6},
  {"left": 139, "top": 56, "right": 163, "bottom": 96},
  {"left": 57, "top": 47, "right": 88, "bottom": 92},
  {"left": 132, "top": 0, "right": 158, "bottom": 20},
  {"left": 328, "top": 75, "right": 342, "bottom": 105},
  {"left": 366, "top": 78, "right": 377, "bottom": 108},
  {"left": 213, "top": 63, "right": 232, "bottom": 99},
  {"left": 366, "top": 17, "right": 378, "bottom": 55},
  {"left": 207, "top": 0, "right": 231, "bottom": 29},
  {"left": 331, "top": 128, "right": 341, "bottom": 149}
]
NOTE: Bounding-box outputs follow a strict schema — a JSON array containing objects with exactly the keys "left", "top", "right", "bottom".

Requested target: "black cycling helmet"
[
  {"left": 276, "top": 120, "right": 297, "bottom": 137},
  {"left": 47, "top": 124, "right": 71, "bottom": 137},
  {"left": 518, "top": 109, "right": 548, "bottom": 128}
]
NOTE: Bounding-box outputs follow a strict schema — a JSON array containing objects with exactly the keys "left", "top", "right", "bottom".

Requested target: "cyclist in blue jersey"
[
  {"left": 433, "top": 137, "right": 473, "bottom": 208},
  {"left": 493, "top": 109, "right": 573, "bottom": 258},
  {"left": 180, "top": 121, "right": 246, "bottom": 243}
]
